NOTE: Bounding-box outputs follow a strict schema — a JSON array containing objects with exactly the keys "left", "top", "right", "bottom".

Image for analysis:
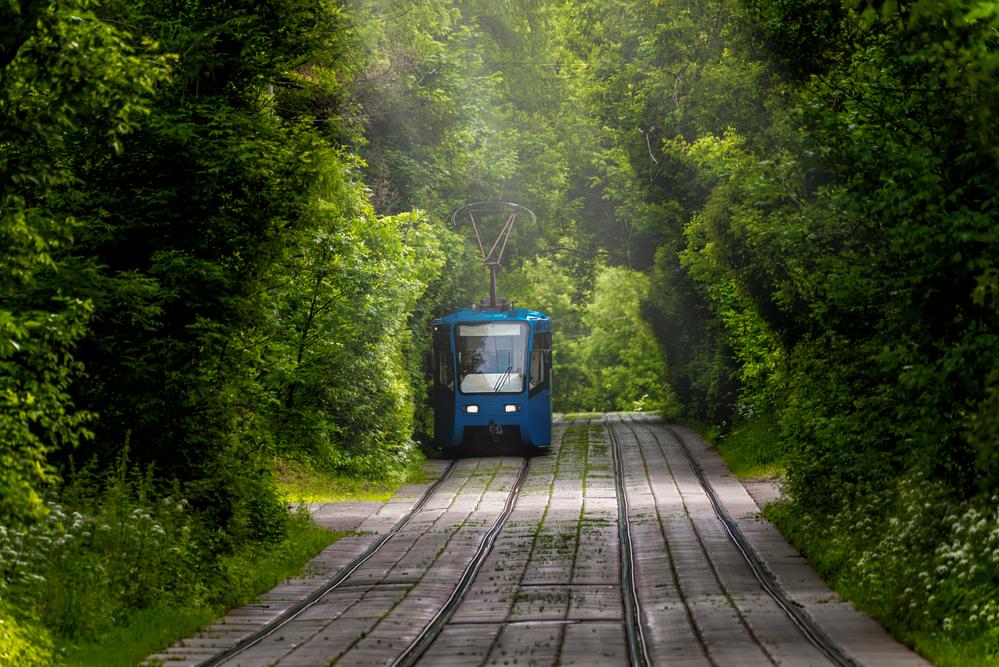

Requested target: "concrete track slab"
[{"left": 150, "top": 415, "right": 928, "bottom": 667}]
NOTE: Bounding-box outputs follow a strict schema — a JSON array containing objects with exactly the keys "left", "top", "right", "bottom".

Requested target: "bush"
[
  {"left": 0, "top": 473, "right": 202, "bottom": 640},
  {"left": 767, "top": 473, "right": 999, "bottom": 662},
  {"left": 0, "top": 450, "right": 341, "bottom": 662},
  {"left": 0, "top": 604, "right": 53, "bottom": 667}
]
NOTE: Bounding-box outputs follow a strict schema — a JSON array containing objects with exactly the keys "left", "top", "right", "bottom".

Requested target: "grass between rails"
[
  {"left": 562, "top": 412, "right": 604, "bottom": 421},
  {"left": 701, "top": 415, "right": 998, "bottom": 667}
]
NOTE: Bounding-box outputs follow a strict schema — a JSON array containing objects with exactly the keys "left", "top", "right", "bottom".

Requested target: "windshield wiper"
[{"left": 493, "top": 365, "right": 513, "bottom": 392}]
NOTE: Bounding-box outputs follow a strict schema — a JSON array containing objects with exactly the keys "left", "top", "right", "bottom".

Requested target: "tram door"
[
  {"left": 527, "top": 330, "right": 552, "bottom": 446},
  {"left": 432, "top": 325, "right": 456, "bottom": 447}
]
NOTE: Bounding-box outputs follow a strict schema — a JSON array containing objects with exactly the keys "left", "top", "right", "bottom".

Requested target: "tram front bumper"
[{"left": 455, "top": 406, "right": 530, "bottom": 446}]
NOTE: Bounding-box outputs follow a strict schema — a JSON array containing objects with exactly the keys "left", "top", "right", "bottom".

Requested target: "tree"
[{"left": 0, "top": 0, "right": 169, "bottom": 523}]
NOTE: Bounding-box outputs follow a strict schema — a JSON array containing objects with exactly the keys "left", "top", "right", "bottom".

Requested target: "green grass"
[
  {"left": 275, "top": 458, "right": 429, "bottom": 503},
  {"left": 213, "top": 521, "right": 343, "bottom": 609},
  {"left": 910, "top": 632, "right": 999, "bottom": 667},
  {"left": 711, "top": 416, "right": 786, "bottom": 479},
  {"left": 562, "top": 412, "right": 604, "bottom": 420},
  {"left": 61, "top": 606, "right": 214, "bottom": 667},
  {"left": 59, "top": 521, "right": 341, "bottom": 667},
  {"left": 767, "top": 499, "right": 999, "bottom": 667},
  {"left": 699, "top": 414, "right": 999, "bottom": 666}
]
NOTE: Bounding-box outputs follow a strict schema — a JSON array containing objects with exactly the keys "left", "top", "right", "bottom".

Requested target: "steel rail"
[
  {"left": 197, "top": 460, "right": 458, "bottom": 667},
  {"left": 472, "top": 417, "right": 571, "bottom": 663},
  {"left": 391, "top": 457, "right": 530, "bottom": 667},
  {"left": 634, "top": 415, "right": 856, "bottom": 667},
  {"left": 615, "top": 415, "right": 715, "bottom": 666},
  {"left": 606, "top": 413, "right": 651, "bottom": 667}
]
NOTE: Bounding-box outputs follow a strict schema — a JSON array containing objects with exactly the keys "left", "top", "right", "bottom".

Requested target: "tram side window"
[
  {"left": 433, "top": 329, "right": 454, "bottom": 390},
  {"left": 529, "top": 332, "right": 551, "bottom": 394}
]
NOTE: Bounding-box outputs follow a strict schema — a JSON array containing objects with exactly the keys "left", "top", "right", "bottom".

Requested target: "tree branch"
[{"left": 1, "top": 1, "right": 45, "bottom": 71}]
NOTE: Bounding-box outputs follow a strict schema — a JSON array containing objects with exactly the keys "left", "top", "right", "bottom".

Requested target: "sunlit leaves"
[
  {"left": 256, "top": 152, "right": 447, "bottom": 477},
  {"left": 0, "top": 1, "right": 170, "bottom": 525}
]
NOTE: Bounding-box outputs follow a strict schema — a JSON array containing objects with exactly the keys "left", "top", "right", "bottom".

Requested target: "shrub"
[
  {"left": 0, "top": 483, "right": 201, "bottom": 640},
  {"left": 768, "top": 473, "right": 999, "bottom": 659},
  {"left": 0, "top": 604, "right": 53, "bottom": 667}
]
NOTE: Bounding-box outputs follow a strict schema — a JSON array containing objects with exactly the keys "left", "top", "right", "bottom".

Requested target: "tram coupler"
[{"left": 488, "top": 420, "right": 504, "bottom": 442}]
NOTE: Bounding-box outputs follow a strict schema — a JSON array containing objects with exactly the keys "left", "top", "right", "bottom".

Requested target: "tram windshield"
[{"left": 456, "top": 322, "right": 528, "bottom": 393}]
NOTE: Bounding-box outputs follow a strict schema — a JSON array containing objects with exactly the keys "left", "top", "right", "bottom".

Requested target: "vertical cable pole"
[{"left": 489, "top": 265, "right": 498, "bottom": 307}]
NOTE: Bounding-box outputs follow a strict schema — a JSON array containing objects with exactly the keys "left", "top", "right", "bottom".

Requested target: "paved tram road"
[{"left": 150, "top": 414, "right": 928, "bottom": 667}]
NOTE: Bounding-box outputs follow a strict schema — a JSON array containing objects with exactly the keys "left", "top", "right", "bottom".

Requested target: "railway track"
[
  {"left": 198, "top": 459, "right": 461, "bottom": 666},
  {"left": 609, "top": 416, "right": 651, "bottom": 666},
  {"left": 154, "top": 414, "right": 926, "bottom": 667},
  {"left": 608, "top": 412, "right": 853, "bottom": 666},
  {"left": 176, "top": 456, "right": 527, "bottom": 666},
  {"left": 655, "top": 416, "right": 853, "bottom": 666},
  {"left": 390, "top": 458, "right": 528, "bottom": 666},
  {"left": 414, "top": 417, "right": 637, "bottom": 665}
]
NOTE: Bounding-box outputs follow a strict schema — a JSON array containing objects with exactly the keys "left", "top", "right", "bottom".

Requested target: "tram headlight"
[
  {"left": 463, "top": 404, "right": 479, "bottom": 414},
  {"left": 504, "top": 404, "right": 520, "bottom": 413}
]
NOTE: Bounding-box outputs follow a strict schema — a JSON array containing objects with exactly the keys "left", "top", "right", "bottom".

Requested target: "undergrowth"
[
  {"left": 712, "top": 415, "right": 787, "bottom": 479},
  {"left": 705, "top": 415, "right": 999, "bottom": 665},
  {"left": 765, "top": 469, "right": 999, "bottom": 666},
  {"left": 275, "top": 457, "right": 430, "bottom": 503},
  {"left": 0, "top": 459, "right": 339, "bottom": 666}
]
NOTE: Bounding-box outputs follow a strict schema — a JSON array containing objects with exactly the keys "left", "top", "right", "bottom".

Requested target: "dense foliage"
[
  {"left": 555, "top": 0, "right": 999, "bottom": 661},
  {"left": 0, "top": 0, "right": 450, "bottom": 658}
]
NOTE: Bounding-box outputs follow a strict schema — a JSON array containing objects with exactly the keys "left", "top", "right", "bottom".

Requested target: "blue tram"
[{"left": 431, "top": 304, "right": 552, "bottom": 450}]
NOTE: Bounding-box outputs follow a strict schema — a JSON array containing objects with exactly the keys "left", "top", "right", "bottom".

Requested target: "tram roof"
[{"left": 432, "top": 307, "right": 550, "bottom": 327}]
